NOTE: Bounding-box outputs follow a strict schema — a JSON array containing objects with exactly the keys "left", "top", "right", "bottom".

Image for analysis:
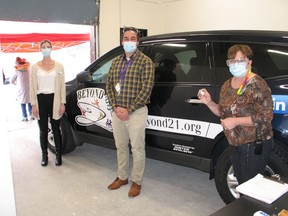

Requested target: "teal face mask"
[
  {"left": 123, "top": 41, "right": 137, "bottom": 54},
  {"left": 41, "top": 48, "right": 52, "bottom": 57},
  {"left": 229, "top": 62, "right": 247, "bottom": 78}
]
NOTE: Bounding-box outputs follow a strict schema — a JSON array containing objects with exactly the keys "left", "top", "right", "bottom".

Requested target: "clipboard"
[{"left": 236, "top": 174, "right": 288, "bottom": 204}]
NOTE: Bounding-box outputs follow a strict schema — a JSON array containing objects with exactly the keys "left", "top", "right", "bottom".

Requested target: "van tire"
[
  {"left": 48, "top": 115, "right": 76, "bottom": 154},
  {"left": 214, "top": 148, "right": 237, "bottom": 205}
]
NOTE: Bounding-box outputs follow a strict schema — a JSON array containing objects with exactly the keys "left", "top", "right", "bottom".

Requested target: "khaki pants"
[{"left": 112, "top": 106, "right": 148, "bottom": 185}]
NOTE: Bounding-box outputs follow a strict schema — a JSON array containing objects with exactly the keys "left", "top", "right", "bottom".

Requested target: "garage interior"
[
  {"left": 1, "top": 0, "right": 288, "bottom": 215},
  {"left": 3, "top": 85, "right": 224, "bottom": 215}
]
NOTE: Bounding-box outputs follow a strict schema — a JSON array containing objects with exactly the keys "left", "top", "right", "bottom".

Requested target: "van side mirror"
[{"left": 76, "top": 71, "right": 93, "bottom": 83}]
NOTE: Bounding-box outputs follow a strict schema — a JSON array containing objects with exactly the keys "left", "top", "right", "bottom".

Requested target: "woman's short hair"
[{"left": 227, "top": 44, "right": 253, "bottom": 60}]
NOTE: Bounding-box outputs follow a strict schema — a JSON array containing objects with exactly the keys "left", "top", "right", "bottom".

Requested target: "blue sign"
[{"left": 272, "top": 95, "right": 288, "bottom": 114}]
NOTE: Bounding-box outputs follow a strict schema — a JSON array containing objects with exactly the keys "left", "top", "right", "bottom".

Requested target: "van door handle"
[{"left": 185, "top": 99, "right": 203, "bottom": 104}]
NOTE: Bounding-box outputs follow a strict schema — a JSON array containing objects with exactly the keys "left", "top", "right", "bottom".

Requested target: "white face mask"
[
  {"left": 123, "top": 41, "right": 137, "bottom": 54},
  {"left": 41, "top": 48, "right": 52, "bottom": 57},
  {"left": 229, "top": 62, "right": 248, "bottom": 78}
]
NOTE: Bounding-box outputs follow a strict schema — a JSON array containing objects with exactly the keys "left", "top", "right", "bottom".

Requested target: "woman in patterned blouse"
[{"left": 198, "top": 44, "right": 273, "bottom": 184}]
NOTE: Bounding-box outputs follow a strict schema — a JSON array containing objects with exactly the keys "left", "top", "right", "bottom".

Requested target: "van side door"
[{"left": 146, "top": 42, "right": 223, "bottom": 168}]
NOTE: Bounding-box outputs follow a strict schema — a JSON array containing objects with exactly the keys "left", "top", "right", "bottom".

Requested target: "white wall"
[
  {"left": 161, "top": 0, "right": 288, "bottom": 33},
  {"left": 99, "top": 0, "right": 288, "bottom": 56},
  {"left": 99, "top": 0, "right": 161, "bottom": 55}
]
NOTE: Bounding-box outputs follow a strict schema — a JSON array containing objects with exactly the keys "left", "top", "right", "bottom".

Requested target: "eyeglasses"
[
  {"left": 226, "top": 58, "right": 248, "bottom": 66},
  {"left": 122, "top": 27, "right": 138, "bottom": 34}
]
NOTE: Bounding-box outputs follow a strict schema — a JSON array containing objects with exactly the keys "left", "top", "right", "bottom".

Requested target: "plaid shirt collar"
[{"left": 122, "top": 49, "right": 140, "bottom": 61}]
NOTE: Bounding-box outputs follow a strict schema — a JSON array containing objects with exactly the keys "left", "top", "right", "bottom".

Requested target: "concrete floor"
[{"left": 4, "top": 84, "right": 225, "bottom": 216}]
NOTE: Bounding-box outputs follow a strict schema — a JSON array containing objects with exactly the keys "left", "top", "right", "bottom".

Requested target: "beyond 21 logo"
[
  {"left": 75, "top": 88, "right": 113, "bottom": 131},
  {"left": 74, "top": 88, "right": 288, "bottom": 136}
]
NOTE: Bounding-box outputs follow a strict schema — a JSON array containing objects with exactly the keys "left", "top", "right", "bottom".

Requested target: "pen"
[{"left": 264, "top": 175, "right": 285, "bottom": 184}]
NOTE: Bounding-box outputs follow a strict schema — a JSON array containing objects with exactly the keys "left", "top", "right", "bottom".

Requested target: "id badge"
[{"left": 115, "top": 82, "right": 121, "bottom": 94}]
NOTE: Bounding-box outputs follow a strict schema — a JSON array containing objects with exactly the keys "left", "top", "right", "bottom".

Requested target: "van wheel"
[
  {"left": 214, "top": 148, "right": 238, "bottom": 204},
  {"left": 214, "top": 147, "right": 288, "bottom": 205},
  {"left": 47, "top": 115, "right": 76, "bottom": 154}
]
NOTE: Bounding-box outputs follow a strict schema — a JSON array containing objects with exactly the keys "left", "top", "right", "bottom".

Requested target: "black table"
[{"left": 210, "top": 192, "right": 288, "bottom": 216}]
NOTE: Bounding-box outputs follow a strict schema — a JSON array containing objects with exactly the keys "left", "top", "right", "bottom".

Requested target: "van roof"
[{"left": 140, "top": 30, "right": 288, "bottom": 45}]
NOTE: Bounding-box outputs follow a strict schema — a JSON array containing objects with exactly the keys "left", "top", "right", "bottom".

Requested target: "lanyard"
[
  {"left": 119, "top": 58, "right": 133, "bottom": 82},
  {"left": 237, "top": 69, "right": 251, "bottom": 95}
]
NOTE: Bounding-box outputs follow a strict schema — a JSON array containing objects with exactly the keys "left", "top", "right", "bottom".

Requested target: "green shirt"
[{"left": 106, "top": 49, "right": 154, "bottom": 113}]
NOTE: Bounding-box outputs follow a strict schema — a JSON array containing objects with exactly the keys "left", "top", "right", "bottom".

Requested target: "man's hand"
[{"left": 114, "top": 107, "right": 129, "bottom": 121}]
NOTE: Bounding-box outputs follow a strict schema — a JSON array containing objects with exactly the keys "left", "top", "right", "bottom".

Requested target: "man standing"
[{"left": 106, "top": 27, "right": 154, "bottom": 197}]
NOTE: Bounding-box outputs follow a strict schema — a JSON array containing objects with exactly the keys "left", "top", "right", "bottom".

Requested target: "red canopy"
[{"left": 0, "top": 33, "right": 90, "bottom": 53}]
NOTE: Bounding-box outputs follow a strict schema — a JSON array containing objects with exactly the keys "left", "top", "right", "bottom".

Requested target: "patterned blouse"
[
  {"left": 106, "top": 49, "right": 155, "bottom": 113},
  {"left": 218, "top": 74, "right": 273, "bottom": 146}
]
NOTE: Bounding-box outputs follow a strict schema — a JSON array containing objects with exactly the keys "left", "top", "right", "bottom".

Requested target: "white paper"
[{"left": 236, "top": 174, "right": 288, "bottom": 204}]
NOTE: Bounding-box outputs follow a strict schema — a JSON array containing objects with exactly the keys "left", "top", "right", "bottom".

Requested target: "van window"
[
  {"left": 151, "top": 43, "right": 211, "bottom": 83},
  {"left": 250, "top": 44, "right": 288, "bottom": 78},
  {"left": 91, "top": 51, "right": 121, "bottom": 83},
  {"left": 90, "top": 47, "right": 145, "bottom": 83},
  {"left": 213, "top": 42, "right": 288, "bottom": 84},
  {"left": 211, "top": 43, "right": 232, "bottom": 84}
]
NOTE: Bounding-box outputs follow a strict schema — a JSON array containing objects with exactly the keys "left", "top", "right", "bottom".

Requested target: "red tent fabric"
[{"left": 0, "top": 33, "right": 90, "bottom": 53}]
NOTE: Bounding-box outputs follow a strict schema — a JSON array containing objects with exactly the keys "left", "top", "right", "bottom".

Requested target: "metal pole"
[{"left": 95, "top": 0, "right": 100, "bottom": 59}]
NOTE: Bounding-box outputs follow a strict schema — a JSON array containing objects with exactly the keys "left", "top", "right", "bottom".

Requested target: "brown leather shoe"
[
  {"left": 128, "top": 182, "right": 141, "bottom": 197},
  {"left": 107, "top": 177, "right": 128, "bottom": 190}
]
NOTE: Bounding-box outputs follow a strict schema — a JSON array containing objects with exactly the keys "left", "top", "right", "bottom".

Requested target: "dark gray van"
[{"left": 50, "top": 30, "right": 288, "bottom": 204}]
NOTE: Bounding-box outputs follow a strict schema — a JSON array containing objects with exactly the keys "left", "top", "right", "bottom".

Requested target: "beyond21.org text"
[{"left": 146, "top": 115, "right": 210, "bottom": 137}]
